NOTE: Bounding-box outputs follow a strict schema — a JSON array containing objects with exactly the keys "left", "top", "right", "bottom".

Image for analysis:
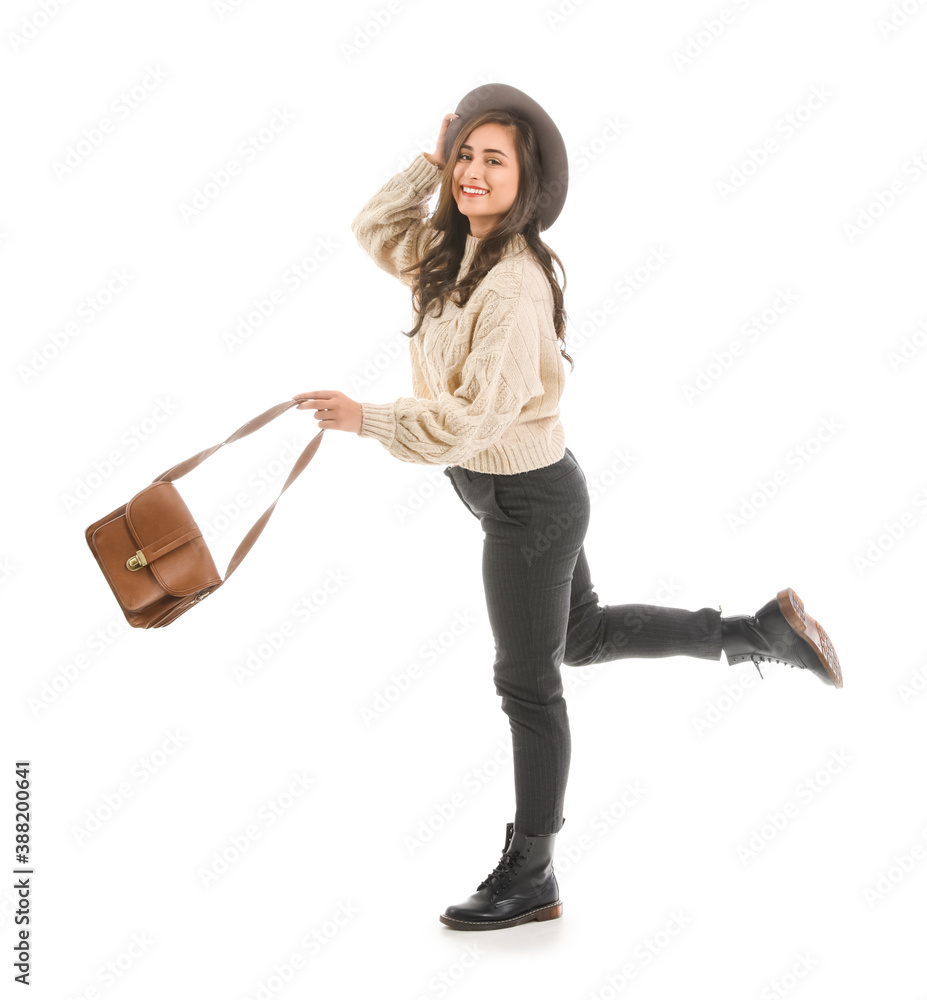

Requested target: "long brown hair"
[{"left": 400, "top": 109, "right": 573, "bottom": 372}]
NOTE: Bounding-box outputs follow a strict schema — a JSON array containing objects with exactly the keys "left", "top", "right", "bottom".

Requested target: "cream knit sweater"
[{"left": 352, "top": 151, "right": 567, "bottom": 474}]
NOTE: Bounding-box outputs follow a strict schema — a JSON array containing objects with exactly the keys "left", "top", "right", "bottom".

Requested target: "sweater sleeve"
[
  {"left": 350, "top": 152, "right": 443, "bottom": 289},
  {"left": 357, "top": 265, "right": 547, "bottom": 466}
]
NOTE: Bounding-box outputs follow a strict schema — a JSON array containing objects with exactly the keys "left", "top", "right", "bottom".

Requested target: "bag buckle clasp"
[{"left": 126, "top": 550, "right": 148, "bottom": 572}]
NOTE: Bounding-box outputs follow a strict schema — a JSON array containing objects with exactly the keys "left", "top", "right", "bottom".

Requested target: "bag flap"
[
  {"left": 87, "top": 508, "right": 170, "bottom": 612},
  {"left": 125, "top": 482, "right": 221, "bottom": 597}
]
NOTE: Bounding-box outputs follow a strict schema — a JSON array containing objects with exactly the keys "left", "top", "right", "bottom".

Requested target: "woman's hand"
[
  {"left": 292, "top": 390, "right": 364, "bottom": 434},
  {"left": 424, "top": 112, "right": 460, "bottom": 169}
]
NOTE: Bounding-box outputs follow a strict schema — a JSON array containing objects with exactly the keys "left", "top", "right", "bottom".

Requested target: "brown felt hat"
[{"left": 442, "top": 83, "right": 569, "bottom": 232}]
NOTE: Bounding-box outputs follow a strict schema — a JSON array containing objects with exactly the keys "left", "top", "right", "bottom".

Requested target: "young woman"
[{"left": 292, "top": 84, "right": 843, "bottom": 932}]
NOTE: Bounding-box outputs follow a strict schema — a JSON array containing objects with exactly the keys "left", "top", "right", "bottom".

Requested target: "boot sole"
[
  {"left": 439, "top": 901, "right": 562, "bottom": 930},
  {"left": 777, "top": 587, "right": 843, "bottom": 688}
]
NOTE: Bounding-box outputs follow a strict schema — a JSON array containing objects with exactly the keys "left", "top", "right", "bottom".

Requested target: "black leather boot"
[
  {"left": 439, "top": 819, "right": 564, "bottom": 930},
  {"left": 721, "top": 587, "right": 842, "bottom": 688}
]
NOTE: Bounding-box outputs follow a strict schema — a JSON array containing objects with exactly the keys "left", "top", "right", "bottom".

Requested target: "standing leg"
[
  {"left": 481, "top": 511, "right": 582, "bottom": 837},
  {"left": 444, "top": 457, "right": 588, "bottom": 837}
]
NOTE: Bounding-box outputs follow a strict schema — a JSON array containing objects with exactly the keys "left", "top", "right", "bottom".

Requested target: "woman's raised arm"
[{"left": 350, "top": 113, "right": 458, "bottom": 288}]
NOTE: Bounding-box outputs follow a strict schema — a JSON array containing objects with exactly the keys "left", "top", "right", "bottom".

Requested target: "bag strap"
[{"left": 152, "top": 399, "right": 324, "bottom": 581}]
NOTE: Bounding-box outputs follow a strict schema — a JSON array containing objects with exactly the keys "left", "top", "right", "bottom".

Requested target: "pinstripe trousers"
[{"left": 443, "top": 446, "right": 722, "bottom": 836}]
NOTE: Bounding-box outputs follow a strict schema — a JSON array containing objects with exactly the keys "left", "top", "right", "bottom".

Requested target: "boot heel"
[
  {"left": 535, "top": 902, "right": 562, "bottom": 921},
  {"left": 777, "top": 586, "right": 807, "bottom": 631}
]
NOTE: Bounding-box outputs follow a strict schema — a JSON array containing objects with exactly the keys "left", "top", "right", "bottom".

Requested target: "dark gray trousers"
[{"left": 443, "top": 447, "right": 722, "bottom": 836}]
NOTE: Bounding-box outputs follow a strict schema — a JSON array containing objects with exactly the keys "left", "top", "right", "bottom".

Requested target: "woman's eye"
[{"left": 458, "top": 154, "right": 501, "bottom": 165}]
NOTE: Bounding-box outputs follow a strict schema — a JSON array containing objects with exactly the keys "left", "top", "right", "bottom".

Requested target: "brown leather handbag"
[{"left": 85, "top": 399, "right": 323, "bottom": 628}]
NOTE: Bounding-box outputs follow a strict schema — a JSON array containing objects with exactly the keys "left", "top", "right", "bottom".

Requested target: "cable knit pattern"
[{"left": 350, "top": 151, "right": 567, "bottom": 474}]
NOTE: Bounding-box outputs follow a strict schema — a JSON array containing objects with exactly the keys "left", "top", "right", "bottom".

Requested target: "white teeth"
[{"left": 462, "top": 186, "right": 487, "bottom": 195}]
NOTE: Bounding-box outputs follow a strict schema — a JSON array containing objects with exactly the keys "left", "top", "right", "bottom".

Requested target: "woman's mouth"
[{"left": 461, "top": 186, "right": 489, "bottom": 198}]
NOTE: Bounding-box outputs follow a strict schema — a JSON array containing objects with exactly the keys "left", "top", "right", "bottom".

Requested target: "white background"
[{"left": 3, "top": 0, "right": 926, "bottom": 996}]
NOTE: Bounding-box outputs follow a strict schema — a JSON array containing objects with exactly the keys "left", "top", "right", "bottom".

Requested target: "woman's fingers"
[
  {"left": 293, "top": 391, "right": 334, "bottom": 408},
  {"left": 291, "top": 391, "right": 363, "bottom": 433},
  {"left": 432, "top": 112, "right": 459, "bottom": 168}
]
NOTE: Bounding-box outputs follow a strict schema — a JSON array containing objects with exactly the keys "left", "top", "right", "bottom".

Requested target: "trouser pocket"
[
  {"left": 540, "top": 448, "right": 579, "bottom": 483},
  {"left": 444, "top": 466, "right": 525, "bottom": 527},
  {"left": 443, "top": 466, "right": 481, "bottom": 522}
]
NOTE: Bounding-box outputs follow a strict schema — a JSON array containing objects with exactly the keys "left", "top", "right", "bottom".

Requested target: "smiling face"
[{"left": 451, "top": 122, "right": 520, "bottom": 238}]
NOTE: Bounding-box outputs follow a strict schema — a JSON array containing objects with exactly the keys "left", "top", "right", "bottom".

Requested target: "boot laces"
[
  {"left": 749, "top": 652, "right": 801, "bottom": 680},
  {"left": 477, "top": 849, "right": 525, "bottom": 892}
]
